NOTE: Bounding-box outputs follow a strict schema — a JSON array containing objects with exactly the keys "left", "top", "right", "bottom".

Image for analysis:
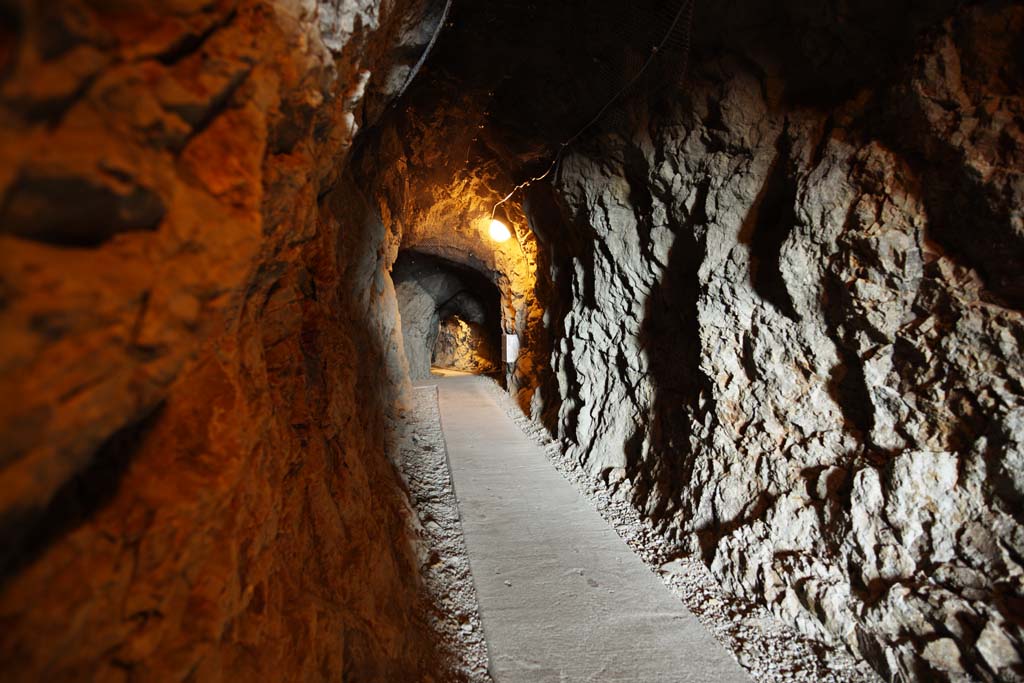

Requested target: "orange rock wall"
[{"left": 0, "top": 1, "right": 446, "bottom": 680}]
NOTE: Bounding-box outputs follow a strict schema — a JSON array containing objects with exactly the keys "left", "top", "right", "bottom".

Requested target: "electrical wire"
[
  {"left": 491, "top": 0, "right": 696, "bottom": 218},
  {"left": 395, "top": 0, "right": 454, "bottom": 103}
]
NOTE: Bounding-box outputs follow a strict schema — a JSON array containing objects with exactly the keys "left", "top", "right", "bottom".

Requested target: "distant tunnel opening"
[{"left": 394, "top": 250, "right": 503, "bottom": 381}]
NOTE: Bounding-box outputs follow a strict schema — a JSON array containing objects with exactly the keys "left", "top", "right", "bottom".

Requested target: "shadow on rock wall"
[{"left": 540, "top": 3, "right": 1024, "bottom": 680}]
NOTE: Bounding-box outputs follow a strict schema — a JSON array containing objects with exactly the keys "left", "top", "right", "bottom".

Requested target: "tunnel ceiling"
[
  {"left": 394, "top": 250, "right": 502, "bottom": 327},
  {"left": 372, "top": 0, "right": 1020, "bottom": 307},
  {"left": 410, "top": 0, "right": 695, "bottom": 170},
  {"left": 398, "top": 0, "right": 962, "bottom": 182}
]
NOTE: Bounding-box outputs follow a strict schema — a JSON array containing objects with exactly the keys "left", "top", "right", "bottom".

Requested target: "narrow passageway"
[
  {"left": 432, "top": 374, "right": 750, "bottom": 682},
  {"left": 3, "top": 1, "right": 1021, "bottom": 680}
]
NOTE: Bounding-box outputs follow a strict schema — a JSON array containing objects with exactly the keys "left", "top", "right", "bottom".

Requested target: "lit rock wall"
[
  {"left": 530, "top": 4, "right": 1024, "bottom": 681},
  {"left": 433, "top": 317, "right": 500, "bottom": 375},
  {"left": 0, "top": 0, "right": 455, "bottom": 679}
]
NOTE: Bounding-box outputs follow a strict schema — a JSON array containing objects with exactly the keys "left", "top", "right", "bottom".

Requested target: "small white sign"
[{"left": 502, "top": 333, "right": 520, "bottom": 363}]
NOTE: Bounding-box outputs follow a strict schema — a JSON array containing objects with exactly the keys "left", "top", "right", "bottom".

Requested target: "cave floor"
[{"left": 431, "top": 374, "right": 750, "bottom": 682}]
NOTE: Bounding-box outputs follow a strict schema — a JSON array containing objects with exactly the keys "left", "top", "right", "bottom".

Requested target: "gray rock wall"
[{"left": 532, "top": 5, "right": 1023, "bottom": 681}]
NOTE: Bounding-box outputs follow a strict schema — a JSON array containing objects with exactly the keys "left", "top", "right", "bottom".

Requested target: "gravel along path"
[{"left": 397, "top": 384, "right": 492, "bottom": 682}]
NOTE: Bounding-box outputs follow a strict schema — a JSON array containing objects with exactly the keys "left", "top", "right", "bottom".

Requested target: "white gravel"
[
  {"left": 397, "top": 384, "right": 492, "bottom": 682},
  {"left": 475, "top": 376, "right": 884, "bottom": 683}
]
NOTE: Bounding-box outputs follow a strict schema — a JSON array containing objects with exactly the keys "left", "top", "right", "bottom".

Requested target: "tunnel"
[
  {"left": 394, "top": 250, "right": 503, "bottom": 380},
  {"left": 0, "top": 1, "right": 1022, "bottom": 682}
]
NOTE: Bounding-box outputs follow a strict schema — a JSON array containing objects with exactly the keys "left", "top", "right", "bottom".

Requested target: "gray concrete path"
[{"left": 433, "top": 374, "right": 751, "bottom": 683}]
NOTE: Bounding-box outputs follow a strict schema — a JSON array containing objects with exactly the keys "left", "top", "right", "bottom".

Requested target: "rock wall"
[
  {"left": 433, "top": 317, "right": 500, "bottom": 375},
  {"left": 396, "top": 272, "right": 445, "bottom": 381},
  {"left": 5, "top": 0, "right": 1020, "bottom": 680},
  {"left": 0, "top": 0, "right": 456, "bottom": 679},
  {"left": 530, "top": 4, "right": 1024, "bottom": 681}
]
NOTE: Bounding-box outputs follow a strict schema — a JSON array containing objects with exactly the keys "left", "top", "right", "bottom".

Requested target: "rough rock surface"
[
  {"left": 4, "top": 0, "right": 1022, "bottom": 680},
  {"left": 433, "top": 316, "right": 499, "bottom": 375},
  {"left": 527, "top": 4, "right": 1024, "bottom": 681},
  {"left": 0, "top": 0, "right": 460, "bottom": 679}
]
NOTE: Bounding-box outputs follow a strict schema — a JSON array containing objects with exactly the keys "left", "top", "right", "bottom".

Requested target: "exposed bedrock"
[
  {"left": 522, "top": 4, "right": 1024, "bottom": 681},
  {"left": 433, "top": 316, "right": 500, "bottom": 375},
  {"left": 0, "top": 0, "right": 462, "bottom": 679}
]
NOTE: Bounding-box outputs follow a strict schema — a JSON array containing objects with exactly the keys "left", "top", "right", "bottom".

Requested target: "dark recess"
[
  {"left": 740, "top": 128, "right": 801, "bottom": 322},
  {"left": 0, "top": 403, "right": 165, "bottom": 588},
  {"left": 0, "top": 173, "right": 165, "bottom": 248}
]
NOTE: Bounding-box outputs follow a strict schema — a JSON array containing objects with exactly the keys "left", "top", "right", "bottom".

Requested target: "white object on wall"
[{"left": 502, "top": 333, "right": 520, "bottom": 364}]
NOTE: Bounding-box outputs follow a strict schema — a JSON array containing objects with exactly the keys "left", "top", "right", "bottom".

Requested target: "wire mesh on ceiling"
[{"left": 574, "top": 0, "right": 696, "bottom": 142}]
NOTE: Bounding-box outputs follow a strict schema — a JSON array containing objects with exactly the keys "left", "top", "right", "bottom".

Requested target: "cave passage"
[
  {"left": 0, "top": 0, "right": 1021, "bottom": 682},
  {"left": 394, "top": 250, "right": 504, "bottom": 380}
]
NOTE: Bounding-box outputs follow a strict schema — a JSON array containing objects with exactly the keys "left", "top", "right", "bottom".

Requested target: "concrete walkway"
[{"left": 433, "top": 374, "right": 750, "bottom": 683}]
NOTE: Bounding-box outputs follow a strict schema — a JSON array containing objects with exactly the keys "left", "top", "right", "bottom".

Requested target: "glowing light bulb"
[{"left": 488, "top": 219, "right": 512, "bottom": 243}]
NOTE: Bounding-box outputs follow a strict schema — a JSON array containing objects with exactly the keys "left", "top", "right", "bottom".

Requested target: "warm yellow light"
[{"left": 488, "top": 219, "right": 512, "bottom": 243}]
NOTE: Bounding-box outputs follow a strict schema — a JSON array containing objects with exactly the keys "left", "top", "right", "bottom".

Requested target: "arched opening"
[{"left": 393, "top": 250, "right": 503, "bottom": 382}]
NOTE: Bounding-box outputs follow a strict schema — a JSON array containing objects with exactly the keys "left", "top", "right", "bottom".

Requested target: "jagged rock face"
[
  {"left": 433, "top": 316, "right": 500, "bottom": 375},
  {"left": 525, "top": 3, "right": 1023, "bottom": 681},
  {"left": 0, "top": 0, "right": 457, "bottom": 679}
]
